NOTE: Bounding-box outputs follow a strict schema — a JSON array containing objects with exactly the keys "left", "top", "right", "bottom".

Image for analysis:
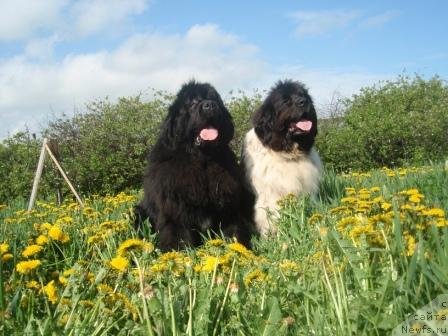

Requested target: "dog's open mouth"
[
  {"left": 195, "top": 127, "right": 219, "bottom": 145},
  {"left": 289, "top": 120, "right": 313, "bottom": 134}
]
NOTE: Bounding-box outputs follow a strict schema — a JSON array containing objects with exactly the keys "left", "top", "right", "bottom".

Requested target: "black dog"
[{"left": 135, "top": 81, "right": 253, "bottom": 251}]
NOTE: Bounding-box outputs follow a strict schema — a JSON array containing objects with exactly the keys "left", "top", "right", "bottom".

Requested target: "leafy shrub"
[
  {"left": 317, "top": 75, "right": 448, "bottom": 171},
  {"left": 0, "top": 132, "right": 68, "bottom": 203},
  {"left": 2, "top": 74, "right": 447, "bottom": 202},
  {"left": 42, "top": 93, "right": 172, "bottom": 196},
  {"left": 227, "top": 90, "right": 262, "bottom": 155}
]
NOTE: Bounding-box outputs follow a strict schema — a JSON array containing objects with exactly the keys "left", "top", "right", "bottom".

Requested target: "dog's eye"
[
  {"left": 294, "top": 97, "right": 306, "bottom": 106},
  {"left": 190, "top": 99, "right": 200, "bottom": 106}
]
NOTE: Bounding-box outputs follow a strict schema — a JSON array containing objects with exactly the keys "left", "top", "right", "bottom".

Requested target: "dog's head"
[
  {"left": 161, "top": 81, "right": 234, "bottom": 151},
  {"left": 253, "top": 80, "right": 317, "bottom": 152}
]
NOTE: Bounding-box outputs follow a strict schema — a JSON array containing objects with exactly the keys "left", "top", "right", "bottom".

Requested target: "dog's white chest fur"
[{"left": 243, "top": 129, "right": 322, "bottom": 235}]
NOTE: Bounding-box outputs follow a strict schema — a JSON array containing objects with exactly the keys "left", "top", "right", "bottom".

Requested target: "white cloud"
[
  {"left": 0, "top": 24, "right": 266, "bottom": 138},
  {"left": 0, "top": 0, "right": 67, "bottom": 41},
  {"left": 361, "top": 10, "right": 400, "bottom": 28},
  {"left": 70, "top": 0, "right": 149, "bottom": 36},
  {"left": 24, "top": 35, "right": 60, "bottom": 60},
  {"left": 290, "top": 9, "right": 399, "bottom": 38},
  {"left": 290, "top": 9, "right": 361, "bottom": 37},
  {"left": 0, "top": 0, "right": 150, "bottom": 42}
]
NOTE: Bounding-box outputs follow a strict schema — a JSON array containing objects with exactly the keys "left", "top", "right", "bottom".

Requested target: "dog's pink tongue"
[
  {"left": 296, "top": 120, "right": 312, "bottom": 131},
  {"left": 199, "top": 128, "right": 218, "bottom": 141}
]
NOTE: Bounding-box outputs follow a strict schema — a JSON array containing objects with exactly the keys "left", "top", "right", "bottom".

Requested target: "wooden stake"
[
  {"left": 44, "top": 143, "right": 84, "bottom": 207},
  {"left": 28, "top": 138, "right": 48, "bottom": 211}
]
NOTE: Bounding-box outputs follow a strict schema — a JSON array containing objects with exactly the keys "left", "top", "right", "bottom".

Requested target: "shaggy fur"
[
  {"left": 135, "top": 81, "right": 254, "bottom": 251},
  {"left": 242, "top": 80, "right": 322, "bottom": 236}
]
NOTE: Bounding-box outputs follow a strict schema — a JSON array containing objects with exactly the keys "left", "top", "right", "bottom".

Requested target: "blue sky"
[{"left": 1, "top": 0, "right": 447, "bottom": 139}]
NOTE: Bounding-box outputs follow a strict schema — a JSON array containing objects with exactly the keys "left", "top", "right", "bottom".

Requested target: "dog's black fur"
[
  {"left": 253, "top": 80, "right": 317, "bottom": 152},
  {"left": 135, "top": 81, "right": 254, "bottom": 251}
]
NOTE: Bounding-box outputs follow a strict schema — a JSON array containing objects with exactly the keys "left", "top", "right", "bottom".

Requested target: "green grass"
[{"left": 0, "top": 164, "right": 447, "bottom": 335}]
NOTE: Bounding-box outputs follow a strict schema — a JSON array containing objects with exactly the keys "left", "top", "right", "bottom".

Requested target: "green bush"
[
  {"left": 2, "top": 74, "right": 447, "bottom": 202},
  {"left": 317, "top": 75, "right": 448, "bottom": 171},
  {"left": 43, "top": 93, "right": 172, "bottom": 197},
  {"left": 227, "top": 90, "right": 262, "bottom": 155}
]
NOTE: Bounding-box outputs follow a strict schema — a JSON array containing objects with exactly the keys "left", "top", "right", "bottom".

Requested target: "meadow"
[{"left": 1, "top": 163, "right": 448, "bottom": 335}]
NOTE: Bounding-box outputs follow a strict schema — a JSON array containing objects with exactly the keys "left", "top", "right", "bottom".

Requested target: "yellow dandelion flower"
[
  {"left": 308, "top": 213, "right": 323, "bottom": 225},
  {"left": 403, "top": 233, "right": 416, "bottom": 256},
  {"left": 43, "top": 280, "right": 58, "bottom": 304},
  {"left": 40, "top": 222, "right": 53, "bottom": 232},
  {"left": 2, "top": 253, "right": 13, "bottom": 262},
  {"left": 244, "top": 269, "right": 268, "bottom": 286},
  {"left": 398, "top": 169, "right": 407, "bottom": 176},
  {"left": 277, "top": 193, "right": 297, "bottom": 207},
  {"left": 227, "top": 242, "right": 249, "bottom": 254},
  {"left": 83, "top": 207, "right": 95, "bottom": 215},
  {"left": 22, "top": 244, "right": 43, "bottom": 258},
  {"left": 63, "top": 268, "right": 75, "bottom": 277},
  {"left": 408, "top": 194, "right": 424, "bottom": 203},
  {"left": 198, "top": 256, "right": 219, "bottom": 272},
  {"left": 99, "top": 220, "right": 115, "bottom": 230},
  {"left": 357, "top": 201, "right": 372, "bottom": 210},
  {"left": 336, "top": 216, "right": 361, "bottom": 231},
  {"left": 58, "top": 276, "right": 68, "bottom": 286},
  {"left": 400, "top": 204, "right": 414, "bottom": 211},
  {"left": 158, "top": 251, "right": 185, "bottom": 262},
  {"left": 205, "top": 238, "right": 225, "bottom": 247},
  {"left": 436, "top": 219, "right": 448, "bottom": 227},
  {"left": 97, "top": 283, "right": 114, "bottom": 294},
  {"left": 55, "top": 216, "right": 73, "bottom": 225},
  {"left": 414, "top": 205, "right": 426, "bottom": 212},
  {"left": 381, "top": 202, "right": 392, "bottom": 211},
  {"left": 48, "top": 225, "right": 70, "bottom": 243},
  {"left": 16, "top": 259, "right": 42, "bottom": 274},
  {"left": 344, "top": 187, "right": 356, "bottom": 196},
  {"left": 117, "top": 238, "right": 154, "bottom": 256},
  {"left": 35, "top": 234, "right": 49, "bottom": 246},
  {"left": 0, "top": 242, "right": 9, "bottom": 255},
  {"left": 79, "top": 300, "right": 95, "bottom": 308},
  {"left": 358, "top": 193, "right": 371, "bottom": 200},
  {"left": 370, "top": 187, "right": 380, "bottom": 193},
  {"left": 279, "top": 259, "right": 300, "bottom": 273},
  {"left": 422, "top": 208, "right": 445, "bottom": 218},
  {"left": 110, "top": 255, "right": 129, "bottom": 272},
  {"left": 151, "top": 251, "right": 190, "bottom": 276},
  {"left": 405, "top": 189, "right": 420, "bottom": 195},
  {"left": 26, "top": 280, "right": 40, "bottom": 290},
  {"left": 341, "top": 197, "right": 358, "bottom": 204},
  {"left": 372, "top": 196, "right": 385, "bottom": 203}
]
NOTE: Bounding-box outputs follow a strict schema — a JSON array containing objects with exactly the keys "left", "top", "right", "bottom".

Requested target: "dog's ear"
[
  {"left": 252, "top": 101, "right": 275, "bottom": 143},
  {"left": 309, "top": 102, "right": 318, "bottom": 136},
  {"left": 159, "top": 106, "right": 182, "bottom": 149}
]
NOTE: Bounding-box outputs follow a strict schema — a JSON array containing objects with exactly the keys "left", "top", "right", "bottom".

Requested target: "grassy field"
[{"left": 1, "top": 164, "right": 448, "bottom": 335}]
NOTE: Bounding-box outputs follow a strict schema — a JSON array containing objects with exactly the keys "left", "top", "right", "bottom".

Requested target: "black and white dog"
[
  {"left": 135, "top": 81, "right": 253, "bottom": 251},
  {"left": 242, "top": 80, "right": 322, "bottom": 235}
]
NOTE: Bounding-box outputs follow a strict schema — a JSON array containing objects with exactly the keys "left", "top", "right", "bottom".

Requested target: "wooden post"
[
  {"left": 48, "top": 139, "right": 63, "bottom": 205},
  {"left": 28, "top": 138, "right": 48, "bottom": 211},
  {"left": 44, "top": 142, "right": 84, "bottom": 207}
]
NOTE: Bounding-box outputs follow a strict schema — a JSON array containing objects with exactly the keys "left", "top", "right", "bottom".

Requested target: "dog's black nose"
[{"left": 201, "top": 100, "right": 217, "bottom": 111}]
